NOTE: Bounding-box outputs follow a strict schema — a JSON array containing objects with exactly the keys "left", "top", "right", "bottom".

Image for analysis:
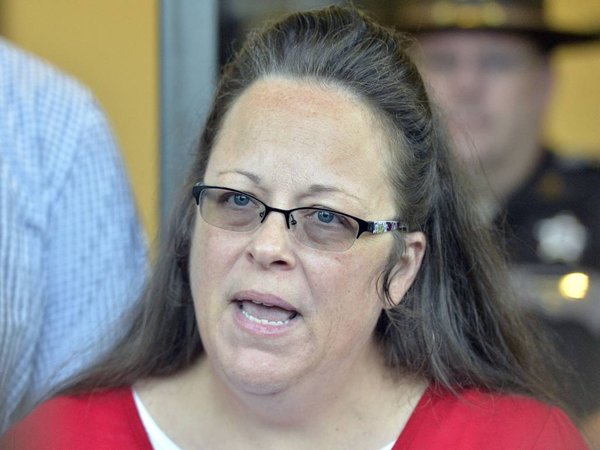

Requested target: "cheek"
[
  {"left": 189, "top": 222, "right": 238, "bottom": 303},
  {"left": 311, "top": 249, "right": 386, "bottom": 330},
  {"left": 189, "top": 225, "right": 210, "bottom": 292},
  {"left": 489, "top": 77, "right": 536, "bottom": 112},
  {"left": 425, "top": 75, "right": 453, "bottom": 105}
]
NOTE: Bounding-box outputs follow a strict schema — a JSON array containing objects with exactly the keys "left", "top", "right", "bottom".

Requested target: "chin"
[{"left": 218, "top": 350, "right": 303, "bottom": 396}]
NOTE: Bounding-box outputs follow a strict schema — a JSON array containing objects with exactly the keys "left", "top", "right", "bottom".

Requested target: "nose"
[
  {"left": 246, "top": 210, "right": 297, "bottom": 270},
  {"left": 449, "top": 60, "right": 486, "bottom": 105}
]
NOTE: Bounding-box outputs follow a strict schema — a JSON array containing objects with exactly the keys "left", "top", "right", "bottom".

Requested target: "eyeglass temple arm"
[
  {"left": 367, "top": 221, "right": 408, "bottom": 234},
  {"left": 192, "top": 184, "right": 202, "bottom": 204}
]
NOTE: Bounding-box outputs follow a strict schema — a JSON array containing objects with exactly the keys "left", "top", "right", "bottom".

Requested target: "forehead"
[
  {"left": 206, "top": 77, "right": 397, "bottom": 211},
  {"left": 418, "top": 30, "right": 541, "bottom": 55},
  {"left": 219, "top": 76, "right": 386, "bottom": 147}
]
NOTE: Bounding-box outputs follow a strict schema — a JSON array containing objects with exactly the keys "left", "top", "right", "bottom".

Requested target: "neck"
[
  {"left": 137, "top": 343, "right": 426, "bottom": 449},
  {"left": 476, "top": 143, "right": 543, "bottom": 218}
]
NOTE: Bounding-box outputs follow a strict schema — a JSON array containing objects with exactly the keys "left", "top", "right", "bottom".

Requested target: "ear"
[
  {"left": 386, "top": 232, "right": 426, "bottom": 308},
  {"left": 535, "top": 60, "right": 554, "bottom": 112}
]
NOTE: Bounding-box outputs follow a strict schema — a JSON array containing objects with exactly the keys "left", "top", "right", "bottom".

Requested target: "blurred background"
[{"left": 0, "top": 0, "right": 598, "bottom": 246}]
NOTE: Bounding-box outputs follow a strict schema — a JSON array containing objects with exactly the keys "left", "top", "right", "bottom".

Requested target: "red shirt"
[
  {"left": 2, "top": 388, "right": 152, "bottom": 449},
  {"left": 395, "top": 387, "right": 588, "bottom": 449},
  {"left": 1, "top": 386, "right": 588, "bottom": 449}
]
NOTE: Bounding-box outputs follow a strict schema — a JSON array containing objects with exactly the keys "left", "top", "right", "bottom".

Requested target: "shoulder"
[
  {"left": 0, "top": 38, "right": 110, "bottom": 200},
  {"left": 0, "top": 37, "right": 95, "bottom": 108},
  {"left": 549, "top": 152, "right": 600, "bottom": 175},
  {"left": 0, "top": 37, "right": 105, "bottom": 160},
  {"left": 396, "top": 387, "right": 588, "bottom": 449},
  {"left": 0, "top": 387, "right": 152, "bottom": 449},
  {"left": 515, "top": 150, "right": 600, "bottom": 198},
  {"left": 541, "top": 151, "right": 600, "bottom": 196}
]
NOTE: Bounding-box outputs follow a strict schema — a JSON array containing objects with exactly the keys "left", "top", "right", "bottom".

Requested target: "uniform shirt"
[
  {"left": 500, "top": 150, "right": 600, "bottom": 418},
  {"left": 1, "top": 386, "right": 588, "bottom": 449},
  {"left": 503, "top": 150, "right": 600, "bottom": 270},
  {"left": 0, "top": 38, "right": 147, "bottom": 432}
]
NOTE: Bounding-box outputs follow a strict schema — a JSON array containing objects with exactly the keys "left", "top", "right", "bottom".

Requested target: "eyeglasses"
[
  {"left": 421, "top": 51, "right": 539, "bottom": 76},
  {"left": 192, "top": 184, "right": 407, "bottom": 252}
]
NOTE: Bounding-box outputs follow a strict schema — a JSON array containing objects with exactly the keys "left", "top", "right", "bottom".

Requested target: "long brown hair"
[{"left": 62, "top": 5, "right": 560, "bottom": 405}]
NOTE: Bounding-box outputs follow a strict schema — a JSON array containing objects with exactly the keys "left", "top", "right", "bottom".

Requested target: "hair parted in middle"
[{"left": 63, "top": 5, "right": 560, "bottom": 406}]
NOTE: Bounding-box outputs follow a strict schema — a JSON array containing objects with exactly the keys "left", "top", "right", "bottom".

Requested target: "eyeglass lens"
[{"left": 198, "top": 187, "right": 360, "bottom": 251}]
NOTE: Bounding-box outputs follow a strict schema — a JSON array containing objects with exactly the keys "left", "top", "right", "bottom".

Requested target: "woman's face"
[{"left": 189, "top": 77, "right": 423, "bottom": 397}]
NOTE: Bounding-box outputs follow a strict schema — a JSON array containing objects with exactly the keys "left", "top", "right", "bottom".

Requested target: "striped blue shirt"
[{"left": 0, "top": 38, "right": 147, "bottom": 432}]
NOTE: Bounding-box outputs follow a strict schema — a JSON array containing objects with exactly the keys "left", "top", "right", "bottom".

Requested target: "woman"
[{"left": 2, "top": 6, "right": 588, "bottom": 449}]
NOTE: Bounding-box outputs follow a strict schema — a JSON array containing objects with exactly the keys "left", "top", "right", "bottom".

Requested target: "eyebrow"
[
  {"left": 305, "top": 183, "right": 361, "bottom": 202},
  {"left": 217, "top": 170, "right": 364, "bottom": 205},
  {"left": 218, "top": 169, "right": 261, "bottom": 184}
]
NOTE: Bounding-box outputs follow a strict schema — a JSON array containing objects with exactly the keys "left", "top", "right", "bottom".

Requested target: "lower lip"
[{"left": 232, "top": 303, "right": 298, "bottom": 336}]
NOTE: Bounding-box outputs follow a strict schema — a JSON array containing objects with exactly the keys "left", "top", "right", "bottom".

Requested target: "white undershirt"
[
  {"left": 133, "top": 390, "right": 395, "bottom": 450},
  {"left": 134, "top": 390, "right": 182, "bottom": 450}
]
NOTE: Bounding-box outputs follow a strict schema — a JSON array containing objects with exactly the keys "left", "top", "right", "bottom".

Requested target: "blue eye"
[
  {"left": 233, "top": 194, "right": 250, "bottom": 206},
  {"left": 424, "top": 54, "right": 456, "bottom": 72},
  {"left": 317, "top": 210, "right": 335, "bottom": 223}
]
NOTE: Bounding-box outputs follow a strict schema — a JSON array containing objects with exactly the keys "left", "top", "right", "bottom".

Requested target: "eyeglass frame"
[{"left": 191, "top": 183, "right": 408, "bottom": 250}]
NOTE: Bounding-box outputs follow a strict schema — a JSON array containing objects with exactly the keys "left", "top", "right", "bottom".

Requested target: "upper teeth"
[
  {"left": 241, "top": 309, "right": 290, "bottom": 326},
  {"left": 251, "top": 300, "right": 267, "bottom": 306}
]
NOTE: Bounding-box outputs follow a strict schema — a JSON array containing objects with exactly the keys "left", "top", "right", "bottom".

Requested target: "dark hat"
[{"left": 388, "top": 0, "right": 600, "bottom": 49}]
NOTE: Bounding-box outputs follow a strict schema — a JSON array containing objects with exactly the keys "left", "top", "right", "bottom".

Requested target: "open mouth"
[{"left": 235, "top": 299, "right": 299, "bottom": 326}]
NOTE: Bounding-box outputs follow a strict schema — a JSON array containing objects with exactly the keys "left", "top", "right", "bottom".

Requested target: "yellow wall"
[
  {"left": 546, "top": 0, "right": 600, "bottom": 157},
  {"left": 0, "top": 0, "right": 159, "bottom": 242},
  {"left": 0, "top": 0, "right": 597, "bottom": 245}
]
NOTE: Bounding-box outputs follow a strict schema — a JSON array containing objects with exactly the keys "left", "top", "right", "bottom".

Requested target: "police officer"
[{"left": 372, "top": 0, "right": 600, "bottom": 436}]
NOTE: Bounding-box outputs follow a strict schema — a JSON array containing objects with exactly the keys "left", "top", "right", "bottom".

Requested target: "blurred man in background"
[
  {"left": 375, "top": 0, "right": 600, "bottom": 439},
  {"left": 0, "top": 38, "right": 147, "bottom": 433}
]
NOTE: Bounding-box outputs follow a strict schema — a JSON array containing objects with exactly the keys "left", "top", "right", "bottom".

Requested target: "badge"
[{"left": 534, "top": 212, "right": 588, "bottom": 264}]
